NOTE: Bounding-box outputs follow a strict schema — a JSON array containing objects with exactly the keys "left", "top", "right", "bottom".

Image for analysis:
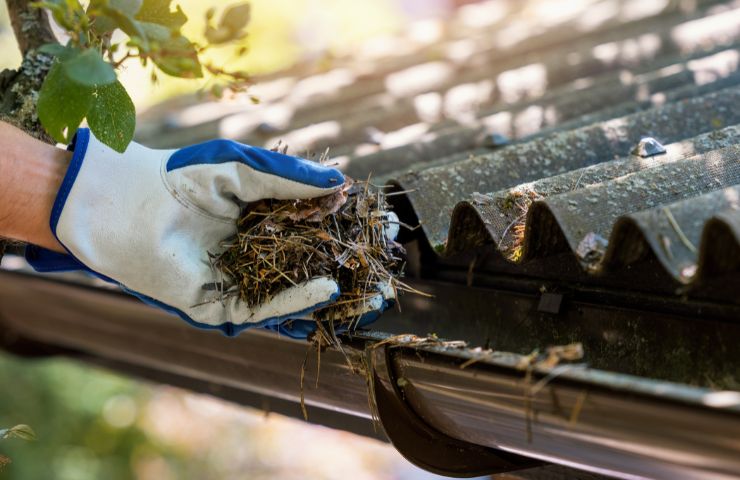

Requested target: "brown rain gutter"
[
  {"left": 370, "top": 341, "right": 740, "bottom": 479},
  {"left": 1, "top": 270, "right": 739, "bottom": 478}
]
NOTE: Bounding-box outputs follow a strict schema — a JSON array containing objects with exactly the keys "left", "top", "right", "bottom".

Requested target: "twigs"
[{"left": 662, "top": 206, "right": 697, "bottom": 254}]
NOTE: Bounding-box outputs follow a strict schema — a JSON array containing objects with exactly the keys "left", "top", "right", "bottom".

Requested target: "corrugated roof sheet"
[{"left": 136, "top": 0, "right": 740, "bottom": 302}]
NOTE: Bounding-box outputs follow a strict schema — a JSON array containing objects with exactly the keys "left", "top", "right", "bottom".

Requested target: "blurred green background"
[
  {"left": 0, "top": 353, "right": 446, "bottom": 479},
  {"left": 0, "top": 1, "right": 451, "bottom": 478}
]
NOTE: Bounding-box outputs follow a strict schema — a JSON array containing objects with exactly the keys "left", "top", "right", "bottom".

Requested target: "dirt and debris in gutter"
[
  {"left": 402, "top": 338, "right": 586, "bottom": 442},
  {"left": 517, "top": 342, "right": 585, "bottom": 442},
  {"left": 299, "top": 326, "right": 587, "bottom": 437},
  {"left": 299, "top": 332, "right": 468, "bottom": 423},
  {"left": 516, "top": 342, "right": 585, "bottom": 370}
]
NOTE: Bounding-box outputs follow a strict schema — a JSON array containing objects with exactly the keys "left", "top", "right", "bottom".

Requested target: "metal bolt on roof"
[{"left": 631, "top": 136, "right": 667, "bottom": 157}]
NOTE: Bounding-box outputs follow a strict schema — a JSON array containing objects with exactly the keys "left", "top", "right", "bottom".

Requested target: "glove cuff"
[
  {"left": 24, "top": 129, "right": 92, "bottom": 275},
  {"left": 49, "top": 128, "right": 91, "bottom": 242}
]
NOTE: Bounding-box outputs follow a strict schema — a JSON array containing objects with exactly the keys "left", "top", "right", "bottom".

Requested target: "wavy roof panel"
[{"left": 136, "top": 0, "right": 740, "bottom": 301}]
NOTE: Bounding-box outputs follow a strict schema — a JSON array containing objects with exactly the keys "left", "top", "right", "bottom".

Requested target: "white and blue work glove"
[{"left": 26, "top": 129, "right": 394, "bottom": 338}]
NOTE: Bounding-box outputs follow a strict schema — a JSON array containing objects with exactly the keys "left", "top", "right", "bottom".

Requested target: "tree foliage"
[{"left": 32, "top": 0, "right": 252, "bottom": 152}]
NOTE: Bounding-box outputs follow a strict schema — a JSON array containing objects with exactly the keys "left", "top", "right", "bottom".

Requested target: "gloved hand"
[{"left": 25, "top": 129, "right": 394, "bottom": 338}]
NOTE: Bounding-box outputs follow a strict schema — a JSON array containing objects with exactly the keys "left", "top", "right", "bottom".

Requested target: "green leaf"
[
  {"left": 136, "top": 0, "right": 187, "bottom": 28},
  {"left": 219, "top": 3, "right": 250, "bottom": 33},
  {"left": 61, "top": 49, "right": 116, "bottom": 86},
  {"left": 111, "top": 14, "right": 149, "bottom": 50},
  {"left": 138, "top": 25, "right": 201, "bottom": 78},
  {"left": 32, "top": 0, "right": 74, "bottom": 29},
  {"left": 110, "top": 0, "right": 142, "bottom": 16},
  {"left": 92, "top": 0, "right": 143, "bottom": 35},
  {"left": 87, "top": 80, "right": 136, "bottom": 153},
  {"left": 138, "top": 21, "right": 170, "bottom": 42},
  {"left": 205, "top": 3, "right": 250, "bottom": 44},
  {"left": 0, "top": 425, "right": 37, "bottom": 441},
  {"left": 153, "top": 53, "right": 202, "bottom": 78},
  {"left": 38, "top": 43, "right": 74, "bottom": 59},
  {"left": 38, "top": 62, "right": 94, "bottom": 143}
]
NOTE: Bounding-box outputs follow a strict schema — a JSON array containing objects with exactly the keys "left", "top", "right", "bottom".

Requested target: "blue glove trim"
[
  {"left": 25, "top": 128, "right": 99, "bottom": 275},
  {"left": 49, "top": 128, "right": 90, "bottom": 238},
  {"left": 25, "top": 245, "right": 87, "bottom": 272},
  {"left": 24, "top": 129, "right": 92, "bottom": 275},
  {"left": 25, "top": 245, "right": 121, "bottom": 286},
  {"left": 166, "top": 139, "right": 344, "bottom": 189}
]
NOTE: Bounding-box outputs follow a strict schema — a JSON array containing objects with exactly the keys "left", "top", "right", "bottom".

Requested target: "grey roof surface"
[{"left": 136, "top": 0, "right": 740, "bottom": 302}]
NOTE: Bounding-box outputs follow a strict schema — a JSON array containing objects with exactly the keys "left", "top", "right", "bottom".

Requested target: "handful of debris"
[{"left": 214, "top": 177, "right": 413, "bottom": 326}]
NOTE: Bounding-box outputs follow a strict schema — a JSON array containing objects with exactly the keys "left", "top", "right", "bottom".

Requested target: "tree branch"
[
  {"left": 0, "top": 0, "right": 57, "bottom": 137},
  {"left": 1, "top": 1, "right": 59, "bottom": 261},
  {"left": 5, "top": 0, "right": 56, "bottom": 55}
]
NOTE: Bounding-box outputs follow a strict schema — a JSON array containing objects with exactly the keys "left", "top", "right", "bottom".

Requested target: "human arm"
[
  {"left": 0, "top": 122, "right": 394, "bottom": 337},
  {"left": 0, "top": 121, "right": 66, "bottom": 252},
  {"left": 17, "top": 127, "right": 393, "bottom": 338}
]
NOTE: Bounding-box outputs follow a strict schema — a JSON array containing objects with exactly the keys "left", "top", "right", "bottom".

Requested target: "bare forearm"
[{"left": 0, "top": 122, "right": 68, "bottom": 252}]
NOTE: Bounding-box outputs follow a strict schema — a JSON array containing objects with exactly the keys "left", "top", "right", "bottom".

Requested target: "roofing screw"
[
  {"left": 576, "top": 232, "right": 608, "bottom": 264},
  {"left": 631, "top": 137, "right": 666, "bottom": 158},
  {"left": 481, "top": 132, "right": 510, "bottom": 149},
  {"left": 256, "top": 122, "right": 280, "bottom": 134}
]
